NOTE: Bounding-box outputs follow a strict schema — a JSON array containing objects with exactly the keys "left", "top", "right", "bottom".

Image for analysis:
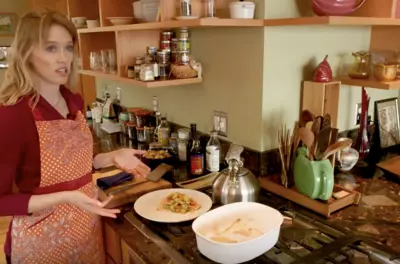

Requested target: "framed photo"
[
  {"left": 0, "top": 46, "right": 10, "bottom": 69},
  {"left": 374, "top": 97, "right": 400, "bottom": 149},
  {"left": 0, "top": 13, "right": 17, "bottom": 36}
]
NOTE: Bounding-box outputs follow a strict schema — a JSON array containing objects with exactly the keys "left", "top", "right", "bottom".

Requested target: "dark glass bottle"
[
  {"left": 190, "top": 136, "right": 204, "bottom": 177},
  {"left": 187, "top": 123, "right": 197, "bottom": 161}
]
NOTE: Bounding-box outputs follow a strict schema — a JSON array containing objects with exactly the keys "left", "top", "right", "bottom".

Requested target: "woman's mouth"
[{"left": 56, "top": 67, "right": 69, "bottom": 76}]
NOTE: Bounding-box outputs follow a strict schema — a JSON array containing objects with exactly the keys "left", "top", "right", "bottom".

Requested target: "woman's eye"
[
  {"left": 46, "top": 46, "right": 56, "bottom": 52},
  {"left": 66, "top": 45, "right": 74, "bottom": 52}
]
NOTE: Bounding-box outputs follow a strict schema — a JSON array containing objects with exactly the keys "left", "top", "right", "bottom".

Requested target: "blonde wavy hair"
[{"left": 0, "top": 9, "right": 79, "bottom": 106}]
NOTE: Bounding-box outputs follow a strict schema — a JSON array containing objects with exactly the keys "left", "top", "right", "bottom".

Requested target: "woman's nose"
[{"left": 57, "top": 50, "right": 67, "bottom": 62}]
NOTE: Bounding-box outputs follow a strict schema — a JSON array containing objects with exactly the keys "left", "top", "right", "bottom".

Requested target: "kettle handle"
[{"left": 225, "top": 144, "right": 244, "bottom": 166}]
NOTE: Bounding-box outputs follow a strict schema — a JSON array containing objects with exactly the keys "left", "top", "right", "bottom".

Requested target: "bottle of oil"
[
  {"left": 190, "top": 136, "right": 204, "bottom": 177},
  {"left": 157, "top": 117, "right": 170, "bottom": 146}
]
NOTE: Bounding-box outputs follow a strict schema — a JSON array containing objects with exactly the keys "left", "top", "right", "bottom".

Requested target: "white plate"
[
  {"left": 134, "top": 188, "right": 212, "bottom": 223},
  {"left": 175, "top": 16, "right": 200, "bottom": 20}
]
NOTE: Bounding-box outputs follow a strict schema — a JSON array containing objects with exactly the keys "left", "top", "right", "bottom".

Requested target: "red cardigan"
[{"left": 0, "top": 87, "right": 83, "bottom": 257}]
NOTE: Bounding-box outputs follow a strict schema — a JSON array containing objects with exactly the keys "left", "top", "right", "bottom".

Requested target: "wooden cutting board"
[
  {"left": 377, "top": 156, "right": 400, "bottom": 178},
  {"left": 93, "top": 169, "right": 172, "bottom": 208}
]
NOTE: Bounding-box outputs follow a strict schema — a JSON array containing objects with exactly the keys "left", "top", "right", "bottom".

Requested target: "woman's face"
[{"left": 30, "top": 24, "right": 74, "bottom": 86}]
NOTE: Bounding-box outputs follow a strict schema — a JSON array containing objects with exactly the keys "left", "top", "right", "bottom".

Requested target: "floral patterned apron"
[{"left": 10, "top": 110, "right": 105, "bottom": 264}]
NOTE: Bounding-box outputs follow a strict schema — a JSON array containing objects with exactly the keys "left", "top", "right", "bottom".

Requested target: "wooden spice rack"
[{"left": 259, "top": 175, "right": 361, "bottom": 218}]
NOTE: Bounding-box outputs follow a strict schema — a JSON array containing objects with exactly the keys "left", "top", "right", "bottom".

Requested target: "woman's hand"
[
  {"left": 112, "top": 148, "right": 151, "bottom": 179},
  {"left": 67, "top": 191, "right": 120, "bottom": 218}
]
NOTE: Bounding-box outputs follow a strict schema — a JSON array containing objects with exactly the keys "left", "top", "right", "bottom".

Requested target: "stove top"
[{"left": 125, "top": 190, "right": 400, "bottom": 264}]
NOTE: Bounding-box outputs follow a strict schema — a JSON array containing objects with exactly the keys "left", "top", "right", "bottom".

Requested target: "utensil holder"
[{"left": 294, "top": 147, "right": 334, "bottom": 200}]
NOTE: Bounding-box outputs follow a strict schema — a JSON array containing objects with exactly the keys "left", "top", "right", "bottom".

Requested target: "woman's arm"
[
  {"left": 92, "top": 148, "right": 151, "bottom": 178},
  {"left": 27, "top": 191, "right": 119, "bottom": 218}
]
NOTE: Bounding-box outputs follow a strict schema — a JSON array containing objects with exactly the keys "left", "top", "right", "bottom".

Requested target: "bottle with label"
[
  {"left": 190, "top": 136, "right": 204, "bottom": 176},
  {"left": 157, "top": 117, "right": 171, "bottom": 146},
  {"left": 206, "top": 130, "right": 220, "bottom": 172}
]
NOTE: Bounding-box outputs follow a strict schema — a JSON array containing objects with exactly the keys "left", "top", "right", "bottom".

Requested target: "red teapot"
[{"left": 312, "top": 0, "right": 366, "bottom": 16}]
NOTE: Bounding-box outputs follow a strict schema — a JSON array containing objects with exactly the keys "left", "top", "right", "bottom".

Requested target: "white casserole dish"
[
  {"left": 192, "top": 202, "right": 283, "bottom": 264},
  {"left": 229, "top": 1, "right": 256, "bottom": 19}
]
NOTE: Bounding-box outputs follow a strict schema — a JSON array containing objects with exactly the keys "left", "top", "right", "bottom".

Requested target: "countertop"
[{"left": 92, "top": 124, "right": 400, "bottom": 259}]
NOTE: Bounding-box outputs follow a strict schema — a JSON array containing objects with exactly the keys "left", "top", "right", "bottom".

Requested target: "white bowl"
[
  {"left": 229, "top": 1, "right": 255, "bottom": 19},
  {"left": 71, "top": 16, "right": 87, "bottom": 26},
  {"left": 107, "top": 17, "right": 135, "bottom": 25},
  {"left": 192, "top": 202, "right": 283, "bottom": 264},
  {"left": 86, "top": 20, "right": 100, "bottom": 28}
]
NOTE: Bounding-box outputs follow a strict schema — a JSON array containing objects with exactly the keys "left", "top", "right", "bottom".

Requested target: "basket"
[{"left": 170, "top": 64, "right": 198, "bottom": 79}]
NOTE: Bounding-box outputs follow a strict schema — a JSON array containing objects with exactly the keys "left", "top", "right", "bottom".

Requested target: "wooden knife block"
[{"left": 93, "top": 169, "right": 172, "bottom": 208}]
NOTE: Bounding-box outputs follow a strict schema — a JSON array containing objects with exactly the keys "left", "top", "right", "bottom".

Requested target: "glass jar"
[
  {"left": 144, "top": 126, "right": 155, "bottom": 143},
  {"left": 140, "top": 64, "right": 154, "bottom": 81},
  {"left": 126, "top": 122, "right": 136, "bottom": 140},
  {"left": 137, "top": 127, "right": 146, "bottom": 143},
  {"left": 348, "top": 51, "right": 371, "bottom": 79},
  {"left": 127, "top": 65, "right": 135, "bottom": 79}
]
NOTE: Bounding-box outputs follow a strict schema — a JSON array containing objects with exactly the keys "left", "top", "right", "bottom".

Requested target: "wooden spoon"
[
  {"left": 321, "top": 139, "right": 353, "bottom": 161},
  {"left": 299, "top": 127, "right": 315, "bottom": 160},
  {"left": 300, "top": 110, "right": 314, "bottom": 127}
]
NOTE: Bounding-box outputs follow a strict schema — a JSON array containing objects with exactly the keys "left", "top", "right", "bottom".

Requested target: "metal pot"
[{"left": 212, "top": 144, "right": 260, "bottom": 205}]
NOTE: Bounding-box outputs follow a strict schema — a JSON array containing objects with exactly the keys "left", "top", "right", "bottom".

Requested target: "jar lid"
[
  {"left": 177, "top": 128, "right": 190, "bottom": 139},
  {"left": 161, "top": 40, "right": 171, "bottom": 43},
  {"left": 136, "top": 127, "right": 144, "bottom": 131},
  {"left": 179, "top": 38, "right": 190, "bottom": 41},
  {"left": 127, "top": 65, "right": 135, "bottom": 69}
]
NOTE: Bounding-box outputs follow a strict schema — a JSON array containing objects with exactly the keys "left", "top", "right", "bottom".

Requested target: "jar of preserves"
[
  {"left": 179, "top": 38, "right": 190, "bottom": 51},
  {"left": 180, "top": 28, "right": 189, "bottom": 39},
  {"left": 160, "top": 31, "right": 174, "bottom": 41},
  {"left": 160, "top": 40, "right": 171, "bottom": 51},
  {"left": 171, "top": 38, "right": 179, "bottom": 51}
]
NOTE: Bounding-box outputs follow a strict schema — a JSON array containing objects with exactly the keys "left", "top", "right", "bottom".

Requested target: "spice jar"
[{"left": 127, "top": 66, "right": 135, "bottom": 79}]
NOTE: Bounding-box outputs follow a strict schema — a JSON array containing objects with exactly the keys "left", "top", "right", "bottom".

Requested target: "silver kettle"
[{"left": 212, "top": 144, "right": 260, "bottom": 205}]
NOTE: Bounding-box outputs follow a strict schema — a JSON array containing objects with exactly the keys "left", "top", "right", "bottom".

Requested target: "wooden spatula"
[
  {"left": 299, "top": 127, "right": 315, "bottom": 160},
  {"left": 321, "top": 139, "right": 353, "bottom": 161}
]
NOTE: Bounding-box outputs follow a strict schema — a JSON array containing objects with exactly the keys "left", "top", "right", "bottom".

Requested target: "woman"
[{"left": 0, "top": 9, "right": 151, "bottom": 263}]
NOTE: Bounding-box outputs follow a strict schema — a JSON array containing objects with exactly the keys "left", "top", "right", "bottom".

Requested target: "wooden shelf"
[
  {"left": 264, "top": 16, "right": 400, "bottom": 27},
  {"left": 338, "top": 76, "right": 400, "bottom": 90},
  {"left": 79, "top": 70, "right": 203, "bottom": 88},
  {"left": 78, "top": 18, "right": 264, "bottom": 33}
]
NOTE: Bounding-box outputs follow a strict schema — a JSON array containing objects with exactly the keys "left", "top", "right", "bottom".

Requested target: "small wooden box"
[{"left": 259, "top": 175, "right": 361, "bottom": 218}]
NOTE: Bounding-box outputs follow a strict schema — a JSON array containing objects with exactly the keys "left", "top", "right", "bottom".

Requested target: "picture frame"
[
  {"left": 374, "top": 97, "right": 400, "bottom": 149},
  {"left": 0, "top": 13, "right": 17, "bottom": 36},
  {"left": 0, "top": 46, "right": 10, "bottom": 69}
]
